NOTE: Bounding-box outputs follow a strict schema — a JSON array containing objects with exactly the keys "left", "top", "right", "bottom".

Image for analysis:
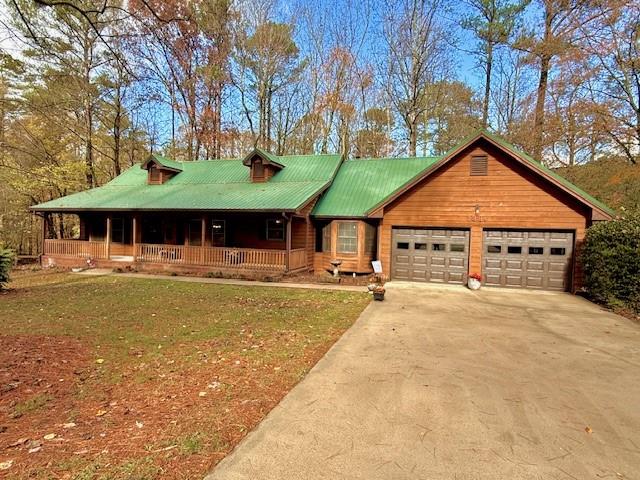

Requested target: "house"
[{"left": 32, "top": 131, "right": 613, "bottom": 292}]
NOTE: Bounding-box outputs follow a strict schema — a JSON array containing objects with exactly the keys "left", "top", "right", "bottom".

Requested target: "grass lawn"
[{"left": 0, "top": 270, "right": 370, "bottom": 479}]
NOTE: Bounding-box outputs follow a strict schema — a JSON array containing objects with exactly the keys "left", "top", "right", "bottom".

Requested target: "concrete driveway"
[{"left": 206, "top": 282, "right": 640, "bottom": 480}]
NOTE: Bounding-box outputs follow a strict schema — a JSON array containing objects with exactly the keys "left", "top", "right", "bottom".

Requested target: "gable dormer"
[
  {"left": 141, "top": 155, "right": 183, "bottom": 185},
  {"left": 242, "top": 147, "right": 285, "bottom": 183}
]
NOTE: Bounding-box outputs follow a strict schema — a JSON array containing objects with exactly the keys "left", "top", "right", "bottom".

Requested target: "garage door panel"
[
  {"left": 449, "top": 257, "right": 465, "bottom": 268},
  {"left": 526, "top": 261, "right": 544, "bottom": 271},
  {"left": 483, "top": 230, "right": 573, "bottom": 291},
  {"left": 392, "top": 228, "right": 469, "bottom": 284},
  {"left": 430, "top": 256, "right": 445, "bottom": 267},
  {"left": 526, "top": 276, "right": 544, "bottom": 287}
]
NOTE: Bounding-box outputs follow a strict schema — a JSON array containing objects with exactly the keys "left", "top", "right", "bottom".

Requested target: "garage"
[
  {"left": 391, "top": 228, "right": 469, "bottom": 283},
  {"left": 483, "top": 230, "right": 574, "bottom": 290}
]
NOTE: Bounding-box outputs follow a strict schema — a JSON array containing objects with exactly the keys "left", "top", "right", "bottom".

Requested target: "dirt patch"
[{"left": 0, "top": 334, "right": 339, "bottom": 479}]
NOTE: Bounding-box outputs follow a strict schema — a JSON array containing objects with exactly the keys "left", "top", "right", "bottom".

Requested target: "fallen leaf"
[
  {"left": 43, "top": 434, "right": 56, "bottom": 441},
  {"left": 0, "top": 460, "right": 13, "bottom": 470},
  {"left": 8, "top": 438, "right": 29, "bottom": 448},
  {"left": 96, "top": 359, "right": 104, "bottom": 364},
  {"left": 198, "top": 391, "right": 207, "bottom": 397},
  {"left": 585, "top": 426, "right": 593, "bottom": 434},
  {"left": 96, "top": 410, "right": 107, "bottom": 417},
  {"left": 135, "top": 421, "right": 143, "bottom": 429},
  {"left": 62, "top": 423, "right": 76, "bottom": 429},
  {"left": 28, "top": 447, "right": 41, "bottom": 454}
]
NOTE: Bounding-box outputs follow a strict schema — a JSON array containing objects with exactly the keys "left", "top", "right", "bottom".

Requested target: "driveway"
[{"left": 206, "top": 282, "right": 640, "bottom": 480}]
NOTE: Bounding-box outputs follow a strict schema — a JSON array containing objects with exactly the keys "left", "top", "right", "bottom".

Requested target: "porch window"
[
  {"left": 266, "top": 218, "right": 285, "bottom": 241},
  {"left": 188, "top": 219, "right": 202, "bottom": 246},
  {"left": 322, "top": 224, "right": 331, "bottom": 252},
  {"left": 211, "top": 220, "right": 225, "bottom": 246},
  {"left": 337, "top": 222, "right": 358, "bottom": 254}
]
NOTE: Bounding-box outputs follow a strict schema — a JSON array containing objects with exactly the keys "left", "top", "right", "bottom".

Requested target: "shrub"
[
  {"left": 581, "top": 213, "right": 640, "bottom": 314},
  {"left": 0, "top": 247, "right": 15, "bottom": 290}
]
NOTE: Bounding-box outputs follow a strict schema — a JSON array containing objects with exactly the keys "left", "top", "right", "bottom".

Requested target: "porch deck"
[{"left": 43, "top": 239, "right": 308, "bottom": 272}]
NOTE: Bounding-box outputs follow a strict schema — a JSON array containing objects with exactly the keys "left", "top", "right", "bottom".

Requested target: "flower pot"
[
  {"left": 467, "top": 278, "right": 481, "bottom": 290},
  {"left": 373, "top": 291, "right": 385, "bottom": 301}
]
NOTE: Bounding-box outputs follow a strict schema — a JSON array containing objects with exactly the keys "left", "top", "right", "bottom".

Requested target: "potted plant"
[
  {"left": 467, "top": 272, "right": 482, "bottom": 290},
  {"left": 373, "top": 284, "right": 386, "bottom": 301}
]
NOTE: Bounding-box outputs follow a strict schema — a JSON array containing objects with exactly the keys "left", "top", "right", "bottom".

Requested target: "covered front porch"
[{"left": 41, "top": 212, "right": 310, "bottom": 273}]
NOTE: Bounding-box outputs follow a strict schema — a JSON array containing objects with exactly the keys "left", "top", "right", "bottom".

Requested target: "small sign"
[{"left": 371, "top": 260, "right": 383, "bottom": 274}]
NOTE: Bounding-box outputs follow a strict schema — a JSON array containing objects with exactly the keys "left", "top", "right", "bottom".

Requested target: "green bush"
[
  {"left": 581, "top": 214, "right": 640, "bottom": 313},
  {"left": 0, "top": 247, "right": 15, "bottom": 290}
]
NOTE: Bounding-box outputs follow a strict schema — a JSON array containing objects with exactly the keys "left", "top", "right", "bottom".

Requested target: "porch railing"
[
  {"left": 135, "top": 243, "right": 288, "bottom": 271},
  {"left": 44, "top": 240, "right": 308, "bottom": 272},
  {"left": 43, "top": 239, "right": 108, "bottom": 259},
  {"left": 289, "top": 248, "right": 307, "bottom": 271}
]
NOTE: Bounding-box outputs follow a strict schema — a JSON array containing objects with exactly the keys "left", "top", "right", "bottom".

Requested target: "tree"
[
  {"left": 233, "top": 21, "right": 305, "bottom": 149},
  {"left": 460, "top": 0, "right": 528, "bottom": 128},
  {"left": 383, "top": 0, "right": 452, "bottom": 156},
  {"left": 582, "top": 1, "right": 640, "bottom": 164},
  {"left": 514, "top": 0, "right": 607, "bottom": 160},
  {"left": 354, "top": 107, "right": 395, "bottom": 157}
]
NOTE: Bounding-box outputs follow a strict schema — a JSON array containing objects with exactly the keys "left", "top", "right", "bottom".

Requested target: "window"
[
  {"left": 470, "top": 155, "right": 488, "bottom": 176},
  {"left": 529, "top": 246, "right": 544, "bottom": 255},
  {"left": 550, "top": 247, "right": 566, "bottom": 256},
  {"left": 450, "top": 244, "right": 465, "bottom": 252},
  {"left": 211, "top": 220, "right": 225, "bottom": 246},
  {"left": 508, "top": 246, "right": 522, "bottom": 254},
  {"left": 266, "top": 218, "right": 285, "bottom": 241},
  {"left": 415, "top": 243, "right": 427, "bottom": 250},
  {"left": 337, "top": 222, "right": 358, "bottom": 253},
  {"left": 364, "top": 223, "right": 376, "bottom": 255},
  {"left": 322, "top": 224, "right": 331, "bottom": 252},
  {"left": 396, "top": 242, "right": 409, "bottom": 250},
  {"left": 432, "top": 243, "right": 445, "bottom": 251},
  {"left": 487, "top": 245, "right": 501, "bottom": 253}
]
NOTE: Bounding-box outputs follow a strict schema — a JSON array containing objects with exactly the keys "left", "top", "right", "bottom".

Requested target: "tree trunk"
[
  {"left": 483, "top": 43, "right": 494, "bottom": 129},
  {"left": 533, "top": 53, "right": 551, "bottom": 161}
]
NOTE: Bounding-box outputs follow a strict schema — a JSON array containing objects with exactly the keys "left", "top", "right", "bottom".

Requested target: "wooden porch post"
[
  {"left": 285, "top": 214, "right": 292, "bottom": 271},
  {"left": 132, "top": 215, "right": 138, "bottom": 261},
  {"left": 40, "top": 213, "right": 48, "bottom": 258},
  {"left": 106, "top": 215, "right": 112, "bottom": 259},
  {"left": 201, "top": 216, "right": 206, "bottom": 263}
]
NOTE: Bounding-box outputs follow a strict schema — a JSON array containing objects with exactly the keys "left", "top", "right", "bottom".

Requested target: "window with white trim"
[{"left": 337, "top": 222, "right": 358, "bottom": 254}]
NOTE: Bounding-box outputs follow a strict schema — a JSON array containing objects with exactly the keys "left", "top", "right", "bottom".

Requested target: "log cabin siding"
[{"left": 377, "top": 143, "right": 591, "bottom": 291}]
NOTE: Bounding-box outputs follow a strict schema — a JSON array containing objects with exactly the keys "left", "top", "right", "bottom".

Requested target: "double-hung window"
[{"left": 337, "top": 222, "right": 358, "bottom": 254}]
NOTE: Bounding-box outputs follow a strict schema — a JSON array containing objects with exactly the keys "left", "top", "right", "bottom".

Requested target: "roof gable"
[
  {"left": 141, "top": 154, "right": 183, "bottom": 172},
  {"left": 364, "top": 131, "right": 614, "bottom": 219}
]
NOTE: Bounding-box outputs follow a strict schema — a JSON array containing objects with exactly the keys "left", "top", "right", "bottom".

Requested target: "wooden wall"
[{"left": 377, "top": 140, "right": 592, "bottom": 291}]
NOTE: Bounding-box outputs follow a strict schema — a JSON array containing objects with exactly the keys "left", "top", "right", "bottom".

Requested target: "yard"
[{"left": 0, "top": 271, "right": 370, "bottom": 479}]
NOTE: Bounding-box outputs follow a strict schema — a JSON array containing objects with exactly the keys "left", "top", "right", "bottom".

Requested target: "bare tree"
[{"left": 383, "top": 0, "right": 452, "bottom": 156}]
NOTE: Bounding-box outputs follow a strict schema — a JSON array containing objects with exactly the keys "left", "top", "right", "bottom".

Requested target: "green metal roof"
[
  {"left": 32, "top": 154, "right": 342, "bottom": 212},
  {"left": 150, "top": 155, "right": 183, "bottom": 171},
  {"left": 312, "top": 156, "right": 440, "bottom": 217},
  {"left": 31, "top": 132, "right": 613, "bottom": 218}
]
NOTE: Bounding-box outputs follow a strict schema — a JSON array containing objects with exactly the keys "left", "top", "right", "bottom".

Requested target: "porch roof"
[{"left": 31, "top": 153, "right": 342, "bottom": 212}]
